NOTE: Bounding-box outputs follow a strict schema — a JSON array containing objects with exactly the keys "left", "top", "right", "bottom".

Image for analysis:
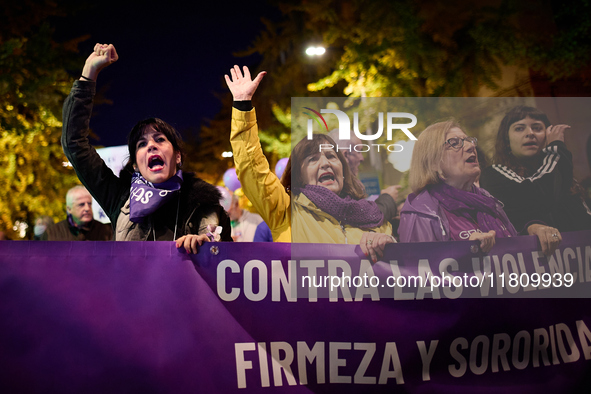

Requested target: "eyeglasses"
[{"left": 444, "top": 136, "right": 478, "bottom": 149}]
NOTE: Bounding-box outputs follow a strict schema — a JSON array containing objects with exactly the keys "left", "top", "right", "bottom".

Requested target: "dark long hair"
[
  {"left": 494, "top": 105, "right": 586, "bottom": 198},
  {"left": 493, "top": 106, "right": 550, "bottom": 177},
  {"left": 280, "top": 134, "right": 366, "bottom": 200}
]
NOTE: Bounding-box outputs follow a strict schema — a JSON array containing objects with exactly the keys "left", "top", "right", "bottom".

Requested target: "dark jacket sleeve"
[
  {"left": 219, "top": 208, "right": 232, "bottom": 241},
  {"left": 479, "top": 141, "right": 572, "bottom": 232},
  {"left": 375, "top": 193, "right": 398, "bottom": 221},
  {"left": 62, "top": 81, "right": 128, "bottom": 224}
]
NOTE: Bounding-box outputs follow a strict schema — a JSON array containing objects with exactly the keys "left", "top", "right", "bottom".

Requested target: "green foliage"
[
  {"left": 219, "top": 0, "right": 591, "bottom": 186},
  {"left": 0, "top": 3, "right": 84, "bottom": 239},
  {"left": 246, "top": 0, "right": 591, "bottom": 101},
  {"left": 262, "top": 104, "right": 292, "bottom": 158}
]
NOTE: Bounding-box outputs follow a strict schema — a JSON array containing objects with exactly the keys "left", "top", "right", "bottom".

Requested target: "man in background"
[
  {"left": 228, "top": 194, "right": 264, "bottom": 242},
  {"left": 43, "top": 186, "right": 112, "bottom": 241}
]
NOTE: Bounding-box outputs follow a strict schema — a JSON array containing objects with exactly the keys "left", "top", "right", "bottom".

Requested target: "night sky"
[{"left": 52, "top": 0, "right": 281, "bottom": 147}]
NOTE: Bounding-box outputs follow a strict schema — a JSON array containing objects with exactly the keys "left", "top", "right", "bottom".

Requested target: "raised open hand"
[{"left": 224, "top": 65, "right": 266, "bottom": 101}]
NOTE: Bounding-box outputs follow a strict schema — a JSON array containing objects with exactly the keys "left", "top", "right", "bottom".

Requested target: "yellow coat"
[
  {"left": 231, "top": 108, "right": 291, "bottom": 242},
  {"left": 230, "top": 108, "right": 392, "bottom": 243},
  {"left": 292, "top": 193, "right": 392, "bottom": 244}
]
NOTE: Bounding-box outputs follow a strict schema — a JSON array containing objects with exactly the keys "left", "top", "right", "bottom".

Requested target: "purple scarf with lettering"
[
  {"left": 129, "top": 171, "right": 183, "bottom": 223},
  {"left": 300, "top": 184, "right": 384, "bottom": 229},
  {"left": 429, "top": 182, "right": 517, "bottom": 237}
]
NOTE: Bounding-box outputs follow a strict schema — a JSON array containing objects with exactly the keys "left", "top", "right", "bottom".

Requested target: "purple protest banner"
[
  {"left": 0, "top": 241, "right": 311, "bottom": 394},
  {"left": 284, "top": 229, "right": 591, "bottom": 299},
  {"left": 1, "top": 232, "right": 590, "bottom": 393}
]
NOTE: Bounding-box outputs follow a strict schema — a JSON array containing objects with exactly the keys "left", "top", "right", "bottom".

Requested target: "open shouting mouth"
[
  {"left": 148, "top": 155, "right": 165, "bottom": 171},
  {"left": 523, "top": 141, "right": 538, "bottom": 148},
  {"left": 466, "top": 154, "right": 478, "bottom": 164},
  {"left": 318, "top": 171, "right": 335, "bottom": 185}
]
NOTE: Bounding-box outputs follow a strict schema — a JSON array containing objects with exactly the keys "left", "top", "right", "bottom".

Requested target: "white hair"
[{"left": 66, "top": 185, "right": 91, "bottom": 208}]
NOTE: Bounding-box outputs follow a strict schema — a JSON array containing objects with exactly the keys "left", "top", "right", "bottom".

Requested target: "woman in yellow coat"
[{"left": 226, "top": 66, "right": 394, "bottom": 262}]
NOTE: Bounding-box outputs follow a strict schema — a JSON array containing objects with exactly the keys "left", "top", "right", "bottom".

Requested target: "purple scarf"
[
  {"left": 300, "top": 185, "right": 384, "bottom": 229},
  {"left": 429, "top": 182, "right": 516, "bottom": 237},
  {"left": 129, "top": 171, "right": 183, "bottom": 223}
]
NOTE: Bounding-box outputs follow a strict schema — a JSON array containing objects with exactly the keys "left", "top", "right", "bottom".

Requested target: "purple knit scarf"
[
  {"left": 129, "top": 171, "right": 183, "bottom": 223},
  {"left": 429, "top": 182, "right": 516, "bottom": 237},
  {"left": 300, "top": 185, "right": 384, "bottom": 229}
]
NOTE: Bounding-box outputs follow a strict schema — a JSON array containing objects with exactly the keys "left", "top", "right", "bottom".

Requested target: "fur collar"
[{"left": 179, "top": 172, "right": 222, "bottom": 211}]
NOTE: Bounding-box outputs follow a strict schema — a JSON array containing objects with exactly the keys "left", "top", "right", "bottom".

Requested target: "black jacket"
[{"left": 480, "top": 141, "right": 591, "bottom": 233}]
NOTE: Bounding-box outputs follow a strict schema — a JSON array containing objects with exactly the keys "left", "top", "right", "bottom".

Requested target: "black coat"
[{"left": 480, "top": 141, "right": 591, "bottom": 233}]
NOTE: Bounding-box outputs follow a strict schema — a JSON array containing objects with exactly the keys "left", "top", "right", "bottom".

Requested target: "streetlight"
[{"left": 305, "top": 46, "right": 326, "bottom": 56}]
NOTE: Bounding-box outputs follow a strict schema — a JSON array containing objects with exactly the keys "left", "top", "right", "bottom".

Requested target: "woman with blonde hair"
[{"left": 399, "top": 120, "right": 559, "bottom": 255}]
